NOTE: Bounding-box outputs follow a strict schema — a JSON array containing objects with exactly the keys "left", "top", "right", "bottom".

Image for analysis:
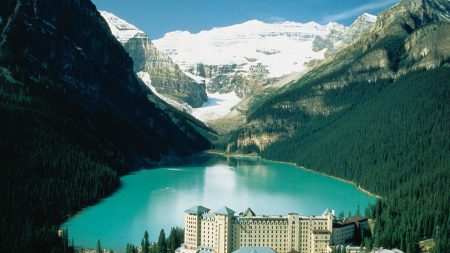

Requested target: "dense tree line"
[
  {"left": 236, "top": 66, "right": 450, "bottom": 253},
  {"left": 0, "top": 0, "right": 209, "bottom": 250},
  {"left": 1, "top": 62, "right": 193, "bottom": 252},
  {"left": 0, "top": 70, "right": 124, "bottom": 252},
  {"left": 127, "top": 228, "right": 184, "bottom": 253}
]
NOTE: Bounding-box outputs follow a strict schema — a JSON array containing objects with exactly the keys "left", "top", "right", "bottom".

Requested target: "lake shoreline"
[
  {"left": 65, "top": 150, "right": 377, "bottom": 250},
  {"left": 205, "top": 150, "right": 383, "bottom": 199}
]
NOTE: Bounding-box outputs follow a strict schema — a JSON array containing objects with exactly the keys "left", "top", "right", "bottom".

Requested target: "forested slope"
[
  {"left": 260, "top": 68, "right": 450, "bottom": 253},
  {"left": 229, "top": 0, "right": 450, "bottom": 252},
  {"left": 0, "top": 0, "right": 210, "bottom": 252}
]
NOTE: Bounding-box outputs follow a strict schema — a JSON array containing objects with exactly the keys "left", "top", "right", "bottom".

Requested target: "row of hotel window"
[{"left": 240, "top": 221, "right": 327, "bottom": 227}]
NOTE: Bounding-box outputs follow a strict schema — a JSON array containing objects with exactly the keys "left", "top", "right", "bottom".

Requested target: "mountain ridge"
[
  {"left": 100, "top": 11, "right": 208, "bottom": 108},
  {"left": 153, "top": 14, "right": 376, "bottom": 122},
  {"left": 0, "top": 0, "right": 211, "bottom": 251},
  {"left": 226, "top": 0, "right": 450, "bottom": 252}
]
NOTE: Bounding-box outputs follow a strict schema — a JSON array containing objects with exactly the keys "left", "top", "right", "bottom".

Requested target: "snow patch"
[
  {"left": 137, "top": 71, "right": 152, "bottom": 88},
  {"left": 137, "top": 71, "right": 193, "bottom": 112},
  {"left": 360, "top": 13, "right": 377, "bottom": 23},
  {"left": 191, "top": 91, "right": 242, "bottom": 122},
  {"left": 99, "top": 11, "right": 144, "bottom": 43},
  {"left": 184, "top": 71, "right": 205, "bottom": 83},
  {"left": 154, "top": 19, "right": 347, "bottom": 78}
]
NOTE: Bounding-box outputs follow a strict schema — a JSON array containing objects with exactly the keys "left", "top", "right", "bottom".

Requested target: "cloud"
[{"left": 321, "top": 0, "right": 399, "bottom": 23}]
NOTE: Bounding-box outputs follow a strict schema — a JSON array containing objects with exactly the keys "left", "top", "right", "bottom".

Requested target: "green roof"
[
  {"left": 215, "top": 206, "right": 235, "bottom": 215},
  {"left": 243, "top": 208, "right": 256, "bottom": 217},
  {"left": 232, "top": 247, "right": 277, "bottom": 253},
  {"left": 185, "top": 206, "right": 210, "bottom": 214},
  {"left": 322, "top": 208, "right": 334, "bottom": 216}
]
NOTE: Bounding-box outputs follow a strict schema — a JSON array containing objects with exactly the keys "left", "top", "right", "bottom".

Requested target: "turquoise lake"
[{"left": 63, "top": 155, "right": 375, "bottom": 252}]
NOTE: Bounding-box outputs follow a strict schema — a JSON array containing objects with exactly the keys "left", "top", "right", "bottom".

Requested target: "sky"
[{"left": 92, "top": 0, "right": 399, "bottom": 40}]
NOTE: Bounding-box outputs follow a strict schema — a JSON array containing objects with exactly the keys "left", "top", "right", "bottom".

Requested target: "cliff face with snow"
[
  {"left": 101, "top": 11, "right": 376, "bottom": 122},
  {"left": 100, "top": 11, "right": 207, "bottom": 108},
  {"left": 154, "top": 15, "right": 376, "bottom": 78},
  {"left": 153, "top": 14, "right": 376, "bottom": 122},
  {"left": 100, "top": 10, "right": 145, "bottom": 43},
  {"left": 154, "top": 20, "right": 344, "bottom": 79}
]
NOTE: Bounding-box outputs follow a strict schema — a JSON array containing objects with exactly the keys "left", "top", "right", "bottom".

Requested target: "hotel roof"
[
  {"left": 333, "top": 215, "right": 369, "bottom": 228},
  {"left": 243, "top": 207, "right": 256, "bottom": 217},
  {"left": 344, "top": 215, "right": 368, "bottom": 224},
  {"left": 374, "top": 249, "right": 404, "bottom": 253},
  {"left": 322, "top": 208, "right": 334, "bottom": 216},
  {"left": 185, "top": 205, "right": 210, "bottom": 214},
  {"left": 232, "top": 247, "right": 277, "bottom": 253},
  {"left": 215, "top": 206, "right": 236, "bottom": 215}
]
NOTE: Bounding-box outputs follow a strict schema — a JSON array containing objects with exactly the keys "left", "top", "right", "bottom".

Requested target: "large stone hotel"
[{"left": 178, "top": 206, "right": 334, "bottom": 253}]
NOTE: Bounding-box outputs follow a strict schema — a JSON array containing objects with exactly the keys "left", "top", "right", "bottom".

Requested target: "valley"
[
  {"left": 101, "top": 11, "right": 377, "bottom": 127},
  {"left": 0, "top": 0, "right": 449, "bottom": 253}
]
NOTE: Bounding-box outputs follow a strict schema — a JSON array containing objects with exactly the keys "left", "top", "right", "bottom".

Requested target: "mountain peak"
[
  {"left": 359, "top": 13, "right": 377, "bottom": 23},
  {"left": 325, "top": 22, "right": 345, "bottom": 29},
  {"left": 99, "top": 10, "right": 144, "bottom": 42},
  {"left": 371, "top": 0, "right": 450, "bottom": 35},
  {"left": 242, "top": 19, "right": 266, "bottom": 25},
  {"left": 305, "top": 21, "right": 321, "bottom": 27}
]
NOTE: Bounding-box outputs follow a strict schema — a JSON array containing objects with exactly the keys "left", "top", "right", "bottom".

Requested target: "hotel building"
[
  {"left": 179, "top": 206, "right": 334, "bottom": 253},
  {"left": 332, "top": 216, "right": 370, "bottom": 246}
]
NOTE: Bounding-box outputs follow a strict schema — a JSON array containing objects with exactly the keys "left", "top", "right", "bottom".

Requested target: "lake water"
[{"left": 63, "top": 155, "right": 375, "bottom": 252}]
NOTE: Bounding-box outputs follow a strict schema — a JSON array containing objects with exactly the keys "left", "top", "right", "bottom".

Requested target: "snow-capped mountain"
[
  {"left": 100, "top": 11, "right": 376, "bottom": 122},
  {"left": 154, "top": 14, "right": 376, "bottom": 79},
  {"left": 100, "top": 11, "right": 207, "bottom": 108},
  {"left": 154, "top": 20, "right": 347, "bottom": 78},
  {"left": 342, "top": 13, "right": 377, "bottom": 44},
  {"left": 152, "top": 15, "right": 376, "bottom": 122},
  {"left": 100, "top": 11, "right": 145, "bottom": 43},
  {"left": 359, "top": 12, "right": 377, "bottom": 23}
]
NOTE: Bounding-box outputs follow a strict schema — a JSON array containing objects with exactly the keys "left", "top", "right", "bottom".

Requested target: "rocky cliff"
[
  {"left": 101, "top": 11, "right": 207, "bottom": 108},
  {"left": 154, "top": 15, "right": 376, "bottom": 122},
  {"left": 124, "top": 36, "right": 207, "bottom": 107}
]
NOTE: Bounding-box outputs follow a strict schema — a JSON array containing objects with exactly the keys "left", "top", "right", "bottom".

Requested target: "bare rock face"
[
  {"left": 100, "top": 11, "right": 207, "bottom": 108},
  {"left": 341, "top": 13, "right": 377, "bottom": 45},
  {"left": 155, "top": 16, "right": 375, "bottom": 103},
  {"left": 124, "top": 36, "right": 207, "bottom": 107}
]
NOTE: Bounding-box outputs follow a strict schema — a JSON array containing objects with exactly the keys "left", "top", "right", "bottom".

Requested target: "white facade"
[{"left": 181, "top": 206, "right": 334, "bottom": 253}]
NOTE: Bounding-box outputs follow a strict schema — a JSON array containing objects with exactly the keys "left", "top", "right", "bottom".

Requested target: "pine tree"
[
  {"left": 158, "top": 229, "right": 167, "bottom": 253},
  {"left": 126, "top": 243, "right": 138, "bottom": 253},
  {"left": 167, "top": 228, "right": 176, "bottom": 253},
  {"left": 96, "top": 240, "right": 102, "bottom": 253},
  {"left": 150, "top": 243, "right": 158, "bottom": 253},
  {"left": 143, "top": 230, "right": 150, "bottom": 253}
]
